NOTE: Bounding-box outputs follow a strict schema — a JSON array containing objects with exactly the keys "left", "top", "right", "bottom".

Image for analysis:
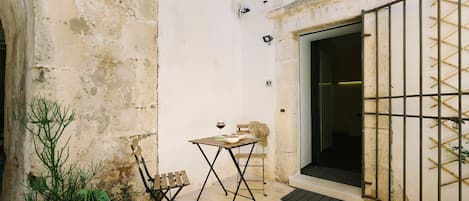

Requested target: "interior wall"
[
  {"left": 318, "top": 46, "right": 334, "bottom": 151},
  {"left": 323, "top": 34, "right": 362, "bottom": 137}
]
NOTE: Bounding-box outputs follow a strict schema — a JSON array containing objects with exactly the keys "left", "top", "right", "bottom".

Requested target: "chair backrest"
[
  {"left": 237, "top": 122, "right": 269, "bottom": 147},
  {"left": 130, "top": 139, "right": 153, "bottom": 191},
  {"left": 237, "top": 123, "right": 267, "bottom": 152}
]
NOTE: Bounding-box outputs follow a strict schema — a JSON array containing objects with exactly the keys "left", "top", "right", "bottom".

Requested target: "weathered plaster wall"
[
  {"left": 0, "top": 0, "right": 33, "bottom": 200},
  {"left": 29, "top": 0, "right": 158, "bottom": 200}
]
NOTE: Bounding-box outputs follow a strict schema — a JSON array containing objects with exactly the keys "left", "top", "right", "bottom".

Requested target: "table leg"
[
  {"left": 196, "top": 145, "right": 228, "bottom": 201},
  {"left": 227, "top": 144, "right": 256, "bottom": 201}
]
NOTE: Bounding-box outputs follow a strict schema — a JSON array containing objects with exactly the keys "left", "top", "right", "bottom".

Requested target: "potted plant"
[{"left": 16, "top": 97, "right": 110, "bottom": 201}]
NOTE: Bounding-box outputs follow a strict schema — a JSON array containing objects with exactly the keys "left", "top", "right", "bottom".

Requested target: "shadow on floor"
[{"left": 281, "top": 188, "right": 342, "bottom": 201}]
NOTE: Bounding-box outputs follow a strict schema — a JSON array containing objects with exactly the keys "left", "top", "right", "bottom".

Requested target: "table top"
[{"left": 189, "top": 136, "right": 258, "bottom": 149}]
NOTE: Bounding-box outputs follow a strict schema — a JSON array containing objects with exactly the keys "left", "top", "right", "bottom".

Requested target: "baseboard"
[{"left": 289, "top": 174, "right": 363, "bottom": 201}]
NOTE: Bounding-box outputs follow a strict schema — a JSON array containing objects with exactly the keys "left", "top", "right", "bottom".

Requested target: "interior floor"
[{"left": 302, "top": 134, "right": 361, "bottom": 187}]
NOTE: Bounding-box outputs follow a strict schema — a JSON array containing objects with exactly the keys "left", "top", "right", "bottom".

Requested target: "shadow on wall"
[{"left": 0, "top": 19, "right": 5, "bottom": 198}]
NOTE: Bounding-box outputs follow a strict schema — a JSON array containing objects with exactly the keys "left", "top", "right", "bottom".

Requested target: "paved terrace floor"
[{"left": 177, "top": 179, "right": 294, "bottom": 201}]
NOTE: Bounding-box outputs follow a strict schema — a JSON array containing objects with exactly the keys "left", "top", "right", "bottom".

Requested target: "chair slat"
[
  {"left": 168, "top": 172, "right": 176, "bottom": 188},
  {"left": 237, "top": 124, "right": 249, "bottom": 128},
  {"left": 175, "top": 171, "right": 182, "bottom": 187},
  {"left": 161, "top": 173, "right": 168, "bottom": 189},
  {"left": 181, "top": 170, "right": 190, "bottom": 185},
  {"left": 235, "top": 153, "right": 267, "bottom": 159},
  {"left": 153, "top": 174, "right": 161, "bottom": 190}
]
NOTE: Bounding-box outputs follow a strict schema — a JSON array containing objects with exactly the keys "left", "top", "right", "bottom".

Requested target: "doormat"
[{"left": 281, "top": 188, "right": 342, "bottom": 201}]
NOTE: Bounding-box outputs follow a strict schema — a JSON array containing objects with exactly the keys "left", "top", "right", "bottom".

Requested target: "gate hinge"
[{"left": 362, "top": 33, "right": 372, "bottom": 37}]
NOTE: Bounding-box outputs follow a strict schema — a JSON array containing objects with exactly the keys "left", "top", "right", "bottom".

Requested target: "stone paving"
[{"left": 176, "top": 178, "right": 294, "bottom": 201}]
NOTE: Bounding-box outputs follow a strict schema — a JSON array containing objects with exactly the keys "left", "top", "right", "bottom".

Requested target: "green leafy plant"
[
  {"left": 16, "top": 97, "right": 110, "bottom": 201},
  {"left": 77, "top": 189, "right": 111, "bottom": 201},
  {"left": 452, "top": 141, "right": 469, "bottom": 164}
]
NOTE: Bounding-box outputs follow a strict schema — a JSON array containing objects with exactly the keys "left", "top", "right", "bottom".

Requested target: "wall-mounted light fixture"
[
  {"left": 238, "top": 7, "right": 250, "bottom": 16},
  {"left": 262, "top": 35, "right": 274, "bottom": 45},
  {"left": 241, "top": 8, "right": 250, "bottom": 13},
  {"left": 263, "top": 0, "right": 268, "bottom": 3}
]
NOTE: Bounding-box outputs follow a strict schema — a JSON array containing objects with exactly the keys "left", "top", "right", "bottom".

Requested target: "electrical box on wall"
[{"left": 266, "top": 80, "right": 272, "bottom": 87}]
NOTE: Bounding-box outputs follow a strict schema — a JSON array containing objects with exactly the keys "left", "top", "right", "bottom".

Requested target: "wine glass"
[{"left": 216, "top": 121, "right": 226, "bottom": 135}]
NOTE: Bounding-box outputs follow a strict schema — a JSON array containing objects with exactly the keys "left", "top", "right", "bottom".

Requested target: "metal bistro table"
[{"left": 190, "top": 136, "right": 258, "bottom": 201}]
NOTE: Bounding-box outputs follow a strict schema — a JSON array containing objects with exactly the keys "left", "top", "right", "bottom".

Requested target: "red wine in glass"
[{"left": 216, "top": 121, "right": 225, "bottom": 135}]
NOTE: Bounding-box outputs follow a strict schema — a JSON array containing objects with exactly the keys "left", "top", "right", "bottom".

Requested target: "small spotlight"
[
  {"left": 263, "top": 0, "right": 268, "bottom": 3},
  {"left": 262, "top": 35, "right": 274, "bottom": 45},
  {"left": 238, "top": 7, "right": 250, "bottom": 16},
  {"left": 238, "top": 8, "right": 251, "bottom": 17},
  {"left": 241, "top": 8, "right": 250, "bottom": 13}
]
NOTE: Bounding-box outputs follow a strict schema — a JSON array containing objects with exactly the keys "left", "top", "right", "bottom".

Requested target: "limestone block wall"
[
  {"left": 0, "top": 0, "right": 33, "bottom": 200},
  {"left": 269, "top": 0, "right": 397, "bottom": 183},
  {"left": 1, "top": 0, "right": 158, "bottom": 200},
  {"left": 32, "top": 0, "right": 159, "bottom": 199},
  {"left": 271, "top": 0, "right": 469, "bottom": 200}
]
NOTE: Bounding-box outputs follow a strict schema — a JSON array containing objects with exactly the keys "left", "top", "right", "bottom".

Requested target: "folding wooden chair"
[
  {"left": 235, "top": 124, "right": 267, "bottom": 196},
  {"left": 131, "top": 140, "right": 190, "bottom": 201}
]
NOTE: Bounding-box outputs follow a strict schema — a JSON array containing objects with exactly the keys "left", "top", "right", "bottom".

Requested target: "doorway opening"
[
  {"left": 300, "top": 23, "right": 362, "bottom": 187},
  {"left": 0, "top": 20, "right": 5, "bottom": 195}
]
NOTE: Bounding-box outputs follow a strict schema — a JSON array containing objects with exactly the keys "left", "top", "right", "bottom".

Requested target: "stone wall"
[
  {"left": 268, "top": 0, "right": 395, "bottom": 197},
  {"left": 32, "top": 0, "right": 159, "bottom": 200},
  {"left": 270, "top": 0, "right": 469, "bottom": 200},
  {"left": 0, "top": 0, "right": 33, "bottom": 200},
  {"left": 269, "top": 0, "right": 392, "bottom": 184},
  {"left": 0, "top": 0, "right": 159, "bottom": 200}
]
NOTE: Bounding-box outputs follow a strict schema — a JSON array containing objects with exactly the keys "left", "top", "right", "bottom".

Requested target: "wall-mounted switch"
[{"left": 266, "top": 80, "right": 272, "bottom": 87}]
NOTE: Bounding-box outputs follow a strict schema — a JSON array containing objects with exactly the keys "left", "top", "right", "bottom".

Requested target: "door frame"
[{"left": 299, "top": 22, "right": 363, "bottom": 174}]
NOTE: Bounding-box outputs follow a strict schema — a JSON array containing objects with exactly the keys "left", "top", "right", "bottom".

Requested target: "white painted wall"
[
  {"left": 273, "top": 0, "right": 297, "bottom": 8},
  {"left": 158, "top": 0, "right": 276, "bottom": 195},
  {"left": 158, "top": 0, "right": 244, "bottom": 194},
  {"left": 238, "top": 0, "right": 276, "bottom": 178},
  {"left": 362, "top": 1, "right": 469, "bottom": 200}
]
